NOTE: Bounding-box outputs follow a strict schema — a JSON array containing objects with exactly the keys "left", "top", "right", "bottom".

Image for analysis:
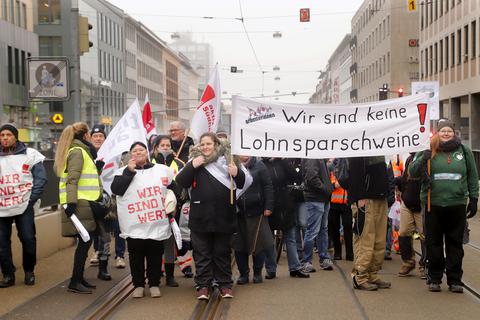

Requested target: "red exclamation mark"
[{"left": 417, "top": 103, "right": 427, "bottom": 133}]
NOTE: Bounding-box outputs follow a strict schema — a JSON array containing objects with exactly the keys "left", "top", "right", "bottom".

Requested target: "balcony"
[
  {"left": 350, "top": 63, "right": 357, "bottom": 75},
  {"left": 350, "top": 88, "right": 358, "bottom": 100},
  {"left": 350, "top": 35, "right": 357, "bottom": 49}
]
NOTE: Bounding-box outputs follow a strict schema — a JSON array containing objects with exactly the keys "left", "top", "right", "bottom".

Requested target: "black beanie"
[
  {"left": 0, "top": 124, "right": 19, "bottom": 139},
  {"left": 129, "top": 141, "right": 148, "bottom": 151},
  {"left": 91, "top": 124, "right": 106, "bottom": 138}
]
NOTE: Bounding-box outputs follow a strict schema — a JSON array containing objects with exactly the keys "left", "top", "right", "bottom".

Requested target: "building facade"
[
  {"left": 419, "top": 0, "right": 480, "bottom": 149},
  {"left": 329, "top": 34, "right": 352, "bottom": 104},
  {"left": 0, "top": 0, "right": 38, "bottom": 143},
  {"left": 350, "top": 0, "right": 419, "bottom": 102}
]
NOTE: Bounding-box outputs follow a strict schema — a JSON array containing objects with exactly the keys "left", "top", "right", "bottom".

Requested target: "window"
[
  {"left": 425, "top": 47, "right": 429, "bottom": 75},
  {"left": 9, "top": 0, "right": 13, "bottom": 23},
  {"left": 14, "top": 48, "right": 19, "bottom": 84},
  {"left": 21, "top": 3, "right": 26, "bottom": 28},
  {"left": 451, "top": 33, "right": 455, "bottom": 67},
  {"left": 434, "top": 43, "right": 438, "bottom": 73},
  {"left": 38, "top": 0, "right": 61, "bottom": 24},
  {"left": 439, "top": 39, "right": 444, "bottom": 70},
  {"left": 457, "top": 29, "right": 461, "bottom": 65},
  {"left": 21, "top": 50, "right": 25, "bottom": 85},
  {"left": 15, "top": 0, "right": 19, "bottom": 26},
  {"left": 2, "top": 0, "right": 6, "bottom": 20},
  {"left": 39, "top": 36, "right": 62, "bottom": 56},
  {"left": 464, "top": 25, "right": 469, "bottom": 61},
  {"left": 472, "top": 20, "right": 476, "bottom": 58},
  {"left": 445, "top": 36, "right": 449, "bottom": 69},
  {"left": 7, "top": 46, "right": 13, "bottom": 83},
  {"left": 440, "top": 0, "right": 443, "bottom": 16}
]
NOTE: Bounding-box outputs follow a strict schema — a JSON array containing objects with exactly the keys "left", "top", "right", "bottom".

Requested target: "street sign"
[
  {"left": 52, "top": 113, "right": 64, "bottom": 124},
  {"left": 407, "top": 0, "right": 417, "bottom": 12},
  {"left": 27, "top": 57, "right": 70, "bottom": 101}
]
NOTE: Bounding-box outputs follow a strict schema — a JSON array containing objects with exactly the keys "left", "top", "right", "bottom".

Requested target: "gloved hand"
[
  {"left": 95, "top": 160, "right": 105, "bottom": 173},
  {"left": 467, "top": 198, "right": 478, "bottom": 219},
  {"left": 64, "top": 203, "right": 77, "bottom": 218},
  {"left": 423, "top": 150, "right": 432, "bottom": 162}
]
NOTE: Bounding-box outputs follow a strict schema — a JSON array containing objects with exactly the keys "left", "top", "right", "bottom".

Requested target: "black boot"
[
  {"left": 253, "top": 269, "right": 263, "bottom": 284},
  {"left": 399, "top": 236, "right": 414, "bottom": 262},
  {"left": 68, "top": 281, "right": 93, "bottom": 294},
  {"left": 97, "top": 260, "right": 112, "bottom": 281},
  {"left": 165, "top": 263, "right": 179, "bottom": 287},
  {"left": 81, "top": 279, "right": 97, "bottom": 289},
  {"left": 0, "top": 274, "right": 15, "bottom": 288}
]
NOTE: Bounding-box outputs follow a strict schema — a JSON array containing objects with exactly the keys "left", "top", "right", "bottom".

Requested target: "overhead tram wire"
[{"left": 237, "top": 0, "right": 265, "bottom": 97}]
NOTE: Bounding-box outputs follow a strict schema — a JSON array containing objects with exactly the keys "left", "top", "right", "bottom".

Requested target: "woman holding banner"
[
  {"left": 111, "top": 142, "right": 177, "bottom": 298},
  {"left": 175, "top": 133, "right": 248, "bottom": 300},
  {"left": 409, "top": 120, "right": 478, "bottom": 293},
  {"left": 55, "top": 122, "right": 102, "bottom": 294}
]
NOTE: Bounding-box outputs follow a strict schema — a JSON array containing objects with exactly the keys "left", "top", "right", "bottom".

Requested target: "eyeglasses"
[{"left": 169, "top": 129, "right": 181, "bottom": 133}]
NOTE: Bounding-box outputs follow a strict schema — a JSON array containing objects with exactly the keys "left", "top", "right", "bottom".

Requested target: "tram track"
[{"left": 333, "top": 262, "right": 369, "bottom": 320}]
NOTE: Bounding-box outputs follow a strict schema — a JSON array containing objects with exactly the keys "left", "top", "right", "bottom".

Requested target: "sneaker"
[
  {"left": 24, "top": 272, "right": 35, "bottom": 286},
  {"left": 384, "top": 252, "right": 392, "bottom": 260},
  {"left": 398, "top": 264, "right": 415, "bottom": 277},
  {"left": 150, "top": 286, "right": 161, "bottom": 298},
  {"left": 236, "top": 274, "right": 249, "bottom": 285},
  {"left": 448, "top": 284, "right": 464, "bottom": 293},
  {"left": 182, "top": 266, "right": 194, "bottom": 278},
  {"left": 289, "top": 269, "right": 310, "bottom": 278},
  {"left": 90, "top": 251, "right": 99, "bottom": 265},
  {"left": 428, "top": 283, "right": 441, "bottom": 292},
  {"left": 219, "top": 287, "right": 234, "bottom": 299},
  {"left": 67, "top": 282, "right": 93, "bottom": 294},
  {"left": 369, "top": 279, "right": 391, "bottom": 289},
  {"left": 265, "top": 272, "right": 276, "bottom": 279},
  {"left": 132, "top": 287, "right": 145, "bottom": 298},
  {"left": 320, "top": 258, "right": 334, "bottom": 270},
  {"left": 302, "top": 262, "right": 316, "bottom": 273},
  {"left": 353, "top": 279, "right": 378, "bottom": 291},
  {"left": 115, "top": 257, "right": 126, "bottom": 269},
  {"left": 196, "top": 287, "right": 210, "bottom": 300}
]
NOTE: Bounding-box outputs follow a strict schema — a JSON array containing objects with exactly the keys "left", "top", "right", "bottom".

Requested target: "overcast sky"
[{"left": 107, "top": 0, "right": 364, "bottom": 103}]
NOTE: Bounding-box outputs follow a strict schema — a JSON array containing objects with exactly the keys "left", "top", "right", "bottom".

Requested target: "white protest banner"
[
  {"left": 97, "top": 99, "right": 147, "bottom": 194},
  {"left": 231, "top": 94, "right": 430, "bottom": 159},
  {"left": 190, "top": 63, "right": 221, "bottom": 140},
  {"left": 411, "top": 81, "right": 439, "bottom": 120}
]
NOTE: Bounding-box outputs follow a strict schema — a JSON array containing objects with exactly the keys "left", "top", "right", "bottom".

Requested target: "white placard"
[
  {"left": 231, "top": 94, "right": 431, "bottom": 159},
  {"left": 411, "top": 81, "right": 439, "bottom": 120}
]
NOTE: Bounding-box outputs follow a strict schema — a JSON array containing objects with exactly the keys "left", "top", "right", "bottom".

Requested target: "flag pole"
[
  {"left": 230, "top": 155, "right": 234, "bottom": 205},
  {"left": 175, "top": 128, "right": 190, "bottom": 160}
]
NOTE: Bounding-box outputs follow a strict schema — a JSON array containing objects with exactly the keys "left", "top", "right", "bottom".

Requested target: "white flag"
[
  {"left": 97, "top": 99, "right": 147, "bottom": 194},
  {"left": 190, "top": 64, "right": 221, "bottom": 140}
]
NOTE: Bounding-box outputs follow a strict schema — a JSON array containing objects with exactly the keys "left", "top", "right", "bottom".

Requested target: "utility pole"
[{"left": 70, "top": 0, "right": 81, "bottom": 124}]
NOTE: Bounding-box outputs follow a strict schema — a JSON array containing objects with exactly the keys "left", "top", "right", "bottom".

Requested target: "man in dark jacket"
[
  {"left": 348, "top": 156, "right": 390, "bottom": 291},
  {"left": 301, "top": 159, "right": 334, "bottom": 272},
  {"left": 169, "top": 121, "right": 194, "bottom": 163},
  {"left": 0, "top": 124, "right": 47, "bottom": 287}
]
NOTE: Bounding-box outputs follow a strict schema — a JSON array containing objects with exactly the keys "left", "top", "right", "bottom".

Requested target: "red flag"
[{"left": 142, "top": 94, "right": 157, "bottom": 137}]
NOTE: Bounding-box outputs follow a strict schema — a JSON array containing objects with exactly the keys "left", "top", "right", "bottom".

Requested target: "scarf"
[{"left": 438, "top": 136, "right": 461, "bottom": 153}]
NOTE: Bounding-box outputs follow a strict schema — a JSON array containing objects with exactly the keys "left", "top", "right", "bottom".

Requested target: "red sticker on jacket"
[
  {"left": 22, "top": 164, "right": 30, "bottom": 174},
  {"left": 161, "top": 177, "right": 169, "bottom": 186}
]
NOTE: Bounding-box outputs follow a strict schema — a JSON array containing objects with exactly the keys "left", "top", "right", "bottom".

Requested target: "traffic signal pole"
[{"left": 69, "top": 0, "right": 81, "bottom": 124}]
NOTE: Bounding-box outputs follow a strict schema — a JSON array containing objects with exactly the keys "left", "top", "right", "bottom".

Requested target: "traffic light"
[
  {"left": 79, "top": 15, "right": 93, "bottom": 55},
  {"left": 300, "top": 8, "right": 310, "bottom": 22},
  {"left": 398, "top": 88, "right": 404, "bottom": 97},
  {"left": 379, "top": 84, "right": 388, "bottom": 100},
  {"left": 230, "top": 66, "right": 237, "bottom": 73}
]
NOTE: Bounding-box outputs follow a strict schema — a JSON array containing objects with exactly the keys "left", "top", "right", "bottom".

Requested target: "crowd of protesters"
[{"left": 0, "top": 118, "right": 478, "bottom": 301}]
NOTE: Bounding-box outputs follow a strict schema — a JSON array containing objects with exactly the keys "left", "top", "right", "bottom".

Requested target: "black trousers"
[
  {"left": 191, "top": 231, "right": 232, "bottom": 288},
  {"left": 71, "top": 235, "right": 92, "bottom": 283},
  {"left": 126, "top": 238, "right": 164, "bottom": 287},
  {"left": 425, "top": 205, "right": 466, "bottom": 285},
  {"left": 328, "top": 203, "right": 353, "bottom": 259},
  {"left": 0, "top": 205, "right": 36, "bottom": 275}
]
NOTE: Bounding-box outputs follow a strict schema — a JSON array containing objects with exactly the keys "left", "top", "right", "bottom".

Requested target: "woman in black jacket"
[
  {"left": 175, "top": 133, "right": 246, "bottom": 300},
  {"left": 234, "top": 156, "right": 274, "bottom": 285}
]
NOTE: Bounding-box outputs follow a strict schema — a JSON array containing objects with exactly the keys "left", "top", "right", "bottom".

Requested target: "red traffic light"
[
  {"left": 398, "top": 88, "right": 404, "bottom": 97},
  {"left": 300, "top": 8, "right": 310, "bottom": 22}
]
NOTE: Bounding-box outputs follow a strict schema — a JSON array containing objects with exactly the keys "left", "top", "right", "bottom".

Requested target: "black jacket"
[
  {"left": 238, "top": 158, "right": 274, "bottom": 216},
  {"left": 302, "top": 159, "right": 334, "bottom": 202},
  {"left": 171, "top": 136, "right": 194, "bottom": 163},
  {"left": 347, "top": 156, "right": 388, "bottom": 203},
  {"left": 263, "top": 158, "right": 298, "bottom": 230},
  {"left": 397, "top": 154, "right": 422, "bottom": 212},
  {"left": 175, "top": 160, "right": 246, "bottom": 233}
]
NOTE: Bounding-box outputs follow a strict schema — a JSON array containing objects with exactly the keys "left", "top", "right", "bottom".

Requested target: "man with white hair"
[{"left": 169, "top": 121, "right": 194, "bottom": 163}]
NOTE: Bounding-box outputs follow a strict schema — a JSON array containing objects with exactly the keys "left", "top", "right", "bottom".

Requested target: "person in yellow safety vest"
[
  {"left": 151, "top": 135, "right": 193, "bottom": 284},
  {"left": 391, "top": 155, "right": 404, "bottom": 178},
  {"left": 54, "top": 122, "right": 102, "bottom": 294},
  {"left": 328, "top": 160, "right": 353, "bottom": 261}
]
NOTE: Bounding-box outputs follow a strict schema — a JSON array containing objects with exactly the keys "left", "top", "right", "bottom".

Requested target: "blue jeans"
[
  {"left": 284, "top": 225, "right": 302, "bottom": 271},
  {"left": 264, "top": 244, "right": 277, "bottom": 273},
  {"left": 302, "top": 201, "right": 330, "bottom": 263},
  {"left": 113, "top": 219, "right": 126, "bottom": 258},
  {"left": 295, "top": 202, "right": 308, "bottom": 254},
  {"left": 0, "top": 205, "right": 36, "bottom": 275}
]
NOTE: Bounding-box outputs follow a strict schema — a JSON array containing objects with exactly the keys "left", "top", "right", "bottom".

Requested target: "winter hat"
[
  {"left": 437, "top": 119, "right": 455, "bottom": 131},
  {"left": 129, "top": 141, "right": 148, "bottom": 152},
  {"left": 91, "top": 124, "right": 106, "bottom": 138},
  {"left": 0, "top": 123, "right": 18, "bottom": 139}
]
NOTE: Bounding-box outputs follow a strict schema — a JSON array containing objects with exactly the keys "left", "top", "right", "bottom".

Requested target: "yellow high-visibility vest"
[
  {"left": 152, "top": 157, "right": 182, "bottom": 178},
  {"left": 59, "top": 147, "right": 101, "bottom": 204}
]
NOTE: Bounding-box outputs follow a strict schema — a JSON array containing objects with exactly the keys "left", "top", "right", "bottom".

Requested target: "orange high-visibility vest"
[
  {"left": 392, "top": 159, "right": 404, "bottom": 178},
  {"left": 330, "top": 172, "right": 348, "bottom": 204}
]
